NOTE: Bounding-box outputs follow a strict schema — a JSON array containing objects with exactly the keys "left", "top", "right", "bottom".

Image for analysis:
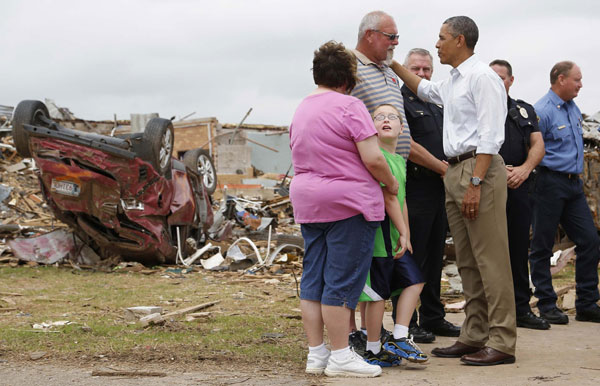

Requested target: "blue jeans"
[
  {"left": 300, "top": 214, "right": 379, "bottom": 309},
  {"left": 530, "top": 169, "right": 600, "bottom": 312}
]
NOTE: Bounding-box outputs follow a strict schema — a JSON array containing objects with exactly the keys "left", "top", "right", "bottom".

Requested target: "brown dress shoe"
[
  {"left": 431, "top": 341, "right": 480, "bottom": 358},
  {"left": 460, "top": 347, "right": 516, "bottom": 366}
]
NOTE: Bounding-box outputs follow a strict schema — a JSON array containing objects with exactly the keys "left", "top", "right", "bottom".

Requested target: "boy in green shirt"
[{"left": 359, "top": 104, "right": 428, "bottom": 366}]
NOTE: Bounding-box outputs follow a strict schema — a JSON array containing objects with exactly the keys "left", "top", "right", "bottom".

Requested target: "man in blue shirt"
[{"left": 530, "top": 61, "right": 600, "bottom": 324}]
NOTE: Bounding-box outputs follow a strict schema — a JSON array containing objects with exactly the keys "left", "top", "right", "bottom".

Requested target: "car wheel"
[
  {"left": 183, "top": 148, "right": 217, "bottom": 195},
  {"left": 12, "top": 100, "right": 50, "bottom": 158},
  {"left": 141, "top": 118, "right": 173, "bottom": 177}
]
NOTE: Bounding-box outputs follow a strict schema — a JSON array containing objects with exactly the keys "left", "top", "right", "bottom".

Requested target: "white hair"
[
  {"left": 403, "top": 48, "right": 434, "bottom": 70},
  {"left": 358, "top": 11, "right": 390, "bottom": 40}
]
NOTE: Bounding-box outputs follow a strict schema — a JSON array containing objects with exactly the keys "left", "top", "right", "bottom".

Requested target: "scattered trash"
[
  {"left": 200, "top": 253, "right": 225, "bottom": 270},
  {"left": 162, "top": 300, "right": 220, "bottom": 318},
  {"left": 91, "top": 370, "right": 167, "bottom": 378},
  {"left": 140, "top": 313, "right": 165, "bottom": 327},
  {"left": 29, "top": 351, "right": 47, "bottom": 361},
  {"left": 261, "top": 332, "right": 285, "bottom": 342},
  {"left": 561, "top": 289, "right": 576, "bottom": 310},
  {"left": 32, "top": 320, "right": 76, "bottom": 330},
  {"left": 445, "top": 300, "right": 466, "bottom": 312},
  {"left": 8, "top": 229, "right": 75, "bottom": 264},
  {"left": 124, "top": 306, "right": 163, "bottom": 322},
  {"left": 442, "top": 263, "right": 463, "bottom": 295},
  {"left": 550, "top": 246, "right": 576, "bottom": 275}
]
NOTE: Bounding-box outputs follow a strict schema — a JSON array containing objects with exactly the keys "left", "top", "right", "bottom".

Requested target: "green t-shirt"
[{"left": 372, "top": 148, "right": 406, "bottom": 258}]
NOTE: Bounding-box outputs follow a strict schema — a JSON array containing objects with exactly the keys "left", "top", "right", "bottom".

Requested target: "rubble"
[
  {"left": 124, "top": 306, "right": 163, "bottom": 321},
  {"left": 583, "top": 111, "right": 600, "bottom": 229}
]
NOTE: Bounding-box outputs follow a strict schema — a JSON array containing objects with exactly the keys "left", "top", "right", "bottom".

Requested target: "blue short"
[{"left": 300, "top": 214, "right": 379, "bottom": 309}]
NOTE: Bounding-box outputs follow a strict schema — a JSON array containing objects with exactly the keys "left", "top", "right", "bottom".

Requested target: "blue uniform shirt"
[{"left": 535, "top": 89, "right": 584, "bottom": 174}]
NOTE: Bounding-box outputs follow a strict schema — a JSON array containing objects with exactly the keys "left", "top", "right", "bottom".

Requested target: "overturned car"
[{"left": 12, "top": 100, "right": 216, "bottom": 264}]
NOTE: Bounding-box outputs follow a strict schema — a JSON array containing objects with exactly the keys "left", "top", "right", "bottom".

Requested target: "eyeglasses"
[
  {"left": 373, "top": 30, "right": 399, "bottom": 41},
  {"left": 374, "top": 113, "right": 400, "bottom": 121}
]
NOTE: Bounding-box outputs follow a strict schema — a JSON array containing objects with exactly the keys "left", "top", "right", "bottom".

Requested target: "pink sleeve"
[{"left": 344, "top": 100, "right": 378, "bottom": 142}]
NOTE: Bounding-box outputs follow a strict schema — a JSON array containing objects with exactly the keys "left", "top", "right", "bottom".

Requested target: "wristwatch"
[{"left": 470, "top": 176, "right": 483, "bottom": 186}]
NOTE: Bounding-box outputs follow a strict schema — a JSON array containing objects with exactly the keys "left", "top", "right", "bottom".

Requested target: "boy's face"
[{"left": 373, "top": 106, "right": 403, "bottom": 140}]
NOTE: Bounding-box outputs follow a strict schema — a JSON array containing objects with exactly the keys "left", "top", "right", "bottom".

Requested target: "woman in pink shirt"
[{"left": 290, "top": 41, "right": 398, "bottom": 378}]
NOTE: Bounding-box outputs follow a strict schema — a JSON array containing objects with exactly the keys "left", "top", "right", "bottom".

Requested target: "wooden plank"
[
  {"left": 163, "top": 300, "right": 220, "bottom": 318},
  {"left": 91, "top": 370, "right": 166, "bottom": 377}
]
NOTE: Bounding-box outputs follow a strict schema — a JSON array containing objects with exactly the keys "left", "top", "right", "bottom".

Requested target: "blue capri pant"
[{"left": 300, "top": 214, "right": 379, "bottom": 309}]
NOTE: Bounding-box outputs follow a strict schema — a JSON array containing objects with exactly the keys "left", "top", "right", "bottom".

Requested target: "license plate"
[{"left": 51, "top": 179, "right": 81, "bottom": 197}]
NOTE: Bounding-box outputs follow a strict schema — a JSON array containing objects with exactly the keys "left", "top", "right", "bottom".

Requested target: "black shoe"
[
  {"left": 575, "top": 304, "right": 600, "bottom": 323},
  {"left": 539, "top": 307, "right": 569, "bottom": 325},
  {"left": 516, "top": 311, "right": 551, "bottom": 330},
  {"left": 380, "top": 326, "right": 393, "bottom": 344},
  {"left": 348, "top": 330, "right": 367, "bottom": 356},
  {"left": 422, "top": 319, "right": 461, "bottom": 337},
  {"left": 408, "top": 325, "right": 435, "bottom": 343}
]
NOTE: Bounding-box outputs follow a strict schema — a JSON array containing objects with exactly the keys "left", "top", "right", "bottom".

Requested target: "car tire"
[
  {"left": 12, "top": 100, "right": 50, "bottom": 158},
  {"left": 140, "top": 118, "right": 174, "bottom": 177},
  {"left": 183, "top": 148, "right": 217, "bottom": 195}
]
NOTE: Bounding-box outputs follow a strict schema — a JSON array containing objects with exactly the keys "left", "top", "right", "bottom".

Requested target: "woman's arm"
[{"left": 356, "top": 135, "right": 399, "bottom": 196}]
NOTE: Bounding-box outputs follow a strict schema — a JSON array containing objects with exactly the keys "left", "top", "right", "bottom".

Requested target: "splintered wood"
[
  {"left": 1, "top": 137, "right": 66, "bottom": 237},
  {"left": 583, "top": 149, "right": 600, "bottom": 229}
]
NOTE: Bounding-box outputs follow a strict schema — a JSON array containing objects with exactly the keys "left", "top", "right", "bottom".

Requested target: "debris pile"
[
  {"left": 1, "top": 138, "right": 67, "bottom": 266},
  {"left": 1, "top": 132, "right": 303, "bottom": 281}
]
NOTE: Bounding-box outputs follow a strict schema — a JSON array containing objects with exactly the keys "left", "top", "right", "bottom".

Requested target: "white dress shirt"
[{"left": 417, "top": 54, "right": 507, "bottom": 158}]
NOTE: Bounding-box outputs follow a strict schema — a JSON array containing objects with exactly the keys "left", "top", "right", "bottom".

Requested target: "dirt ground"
[{"left": 2, "top": 312, "right": 599, "bottom": 386}]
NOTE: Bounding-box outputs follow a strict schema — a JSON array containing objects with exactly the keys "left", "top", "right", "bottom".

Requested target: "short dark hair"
[
  {"left": 550, "top": 61, "right": 575, "bottom": 84},
  {"left": 489, "top": 59, "right": 512, "bottom": 77},
  {"left": 312, "top": 41, "right": 358, "bottom": 91},
  {"left": 443, "top": 16, "right": 478, "bottom": 49}
]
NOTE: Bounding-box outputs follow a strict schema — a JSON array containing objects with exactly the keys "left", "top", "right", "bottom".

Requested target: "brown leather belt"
[{"left": 447, "top": 150, "right": 476, "bottom": 165}]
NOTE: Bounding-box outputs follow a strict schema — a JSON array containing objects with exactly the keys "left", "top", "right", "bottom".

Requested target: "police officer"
[
  {"left": 530, "top": 61, "right": 600, "bottom": 324},
  {"left": 392, "top": 48, "right": 461, "bottom": 342},
  {"left": 489, "top": 59, "right": 548, "bottom": 330}
]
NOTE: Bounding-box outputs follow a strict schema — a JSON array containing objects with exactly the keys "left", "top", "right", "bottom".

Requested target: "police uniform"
[
  {"left": 498, "top": 97, "right": 539, "bottom": 317},
  {"left": 393, "top": 84, "right": 447, "bottom": 329}
]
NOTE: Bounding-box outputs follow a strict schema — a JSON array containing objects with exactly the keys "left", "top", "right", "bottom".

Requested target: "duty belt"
[{"left": 537, "top": 166, "right": 579, "bottom": 180}]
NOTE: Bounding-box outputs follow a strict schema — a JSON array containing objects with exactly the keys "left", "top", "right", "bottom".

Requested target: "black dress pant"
[{"left": 506, "top": 180, "right": 533, "bottom": 315}]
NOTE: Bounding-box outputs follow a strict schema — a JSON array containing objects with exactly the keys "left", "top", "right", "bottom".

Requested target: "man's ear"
[{"left": 456, "top": 34, "right": 465, "bottom": 48}]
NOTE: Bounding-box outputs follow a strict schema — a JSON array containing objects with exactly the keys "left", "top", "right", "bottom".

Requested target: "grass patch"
[{"left": 0, "top": 266, "right": 305, "bottom": 368}]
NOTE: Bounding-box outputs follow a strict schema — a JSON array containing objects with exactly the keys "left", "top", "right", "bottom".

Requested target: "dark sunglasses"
[{"left": 373, "top": 30, "right": 399, "bottom": 41}]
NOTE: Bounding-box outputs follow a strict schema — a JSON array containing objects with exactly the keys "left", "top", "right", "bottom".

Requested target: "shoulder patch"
[{"left": 519, "top": 107, "right": 528, "bottom": 119}]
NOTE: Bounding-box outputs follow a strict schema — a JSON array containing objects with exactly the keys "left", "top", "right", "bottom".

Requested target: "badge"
[{"left": 519, "top": 107, "right": 528, "bottom": 119}]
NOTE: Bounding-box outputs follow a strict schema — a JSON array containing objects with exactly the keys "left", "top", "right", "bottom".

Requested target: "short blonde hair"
[{"left": 371, "top": 103, "right": 400, "bottom": 119}]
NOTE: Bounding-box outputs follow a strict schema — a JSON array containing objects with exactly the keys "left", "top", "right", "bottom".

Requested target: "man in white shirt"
[{"left": 391, "top": 16, "right": 516, "bottom": 366}]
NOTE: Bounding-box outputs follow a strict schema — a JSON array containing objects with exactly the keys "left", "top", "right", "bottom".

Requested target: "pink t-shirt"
[{"left": 289, "top": 91, "right": 384, "bottom": 223}]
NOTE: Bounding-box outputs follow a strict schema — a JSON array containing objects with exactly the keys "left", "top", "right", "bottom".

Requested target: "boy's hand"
[{"left": 393, "top": 235, "right": 412, "bottom": 259}]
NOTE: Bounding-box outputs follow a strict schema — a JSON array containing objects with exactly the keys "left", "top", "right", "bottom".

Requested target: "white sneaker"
[
  {"left": 306, "top": 350, "right": 330, "bottom": 374},
  {"left": 324, "top": 348, "right": 382, "bottom": 377}
]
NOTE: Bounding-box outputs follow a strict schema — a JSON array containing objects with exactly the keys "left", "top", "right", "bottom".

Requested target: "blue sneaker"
[
  {"left": 362, "top": 349, "right": 402, "bottom": 367},
  {"left": 383, "top": 335, "right": 429, "bottom": 363}
]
